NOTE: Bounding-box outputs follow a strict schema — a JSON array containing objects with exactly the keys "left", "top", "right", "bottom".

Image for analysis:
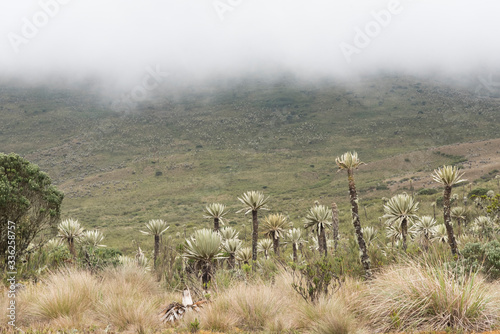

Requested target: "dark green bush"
[
  {"left": 78, "top": 247, "right": 122, "bottom": 272},
  {"left": 436, "top": 196, "right": 443, "bottom": 207},
  {"left": 462, "top": 240, "right": 500, "bottom": 279},
  {"left": 418, "top": 188, "right": 439, "bottom": 195},
  {"left": 469, "top": 188, "right": 490, "bottom": 199},
  {"left": 290, "top": 256, "right": 341, "bottom": 303}
]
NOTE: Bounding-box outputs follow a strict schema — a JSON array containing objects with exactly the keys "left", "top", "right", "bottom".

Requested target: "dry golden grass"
[
  {"left": 3, "top": 263, "right": 499, "bottom": 333},
  {"left": 355, "top": 260, "right": 500, "bottom": 333},
  {"left": 96, "top": 266, "right": 165, "bottom": 332},
  {"left": 18, "top": 269, "right": 99, "bottom": 328},
  {"left": 192, "top": 278, "right": 290, "bottom": 332},
  {"left": 9, "top": 266, "right": 175, "bottom": 333},
  {"left": 184, "top": 271, "right": 365, "bottom": 334}
]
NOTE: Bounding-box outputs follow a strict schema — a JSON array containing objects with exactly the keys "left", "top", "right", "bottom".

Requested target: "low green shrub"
[
  {"left": 469, "top": 188, "right": 490, "bottom": 198},
  {"left": 417, "top": 188, "right": 439, "bottom": 195},
  {"left": 290, "top": 256, "right": 341, "bottom": 303},
  {"left": 462, "top": 240, "right": 500, "bottom": 279}
]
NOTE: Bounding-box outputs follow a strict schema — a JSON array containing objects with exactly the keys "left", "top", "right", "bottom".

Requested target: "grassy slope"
[{"left": 1, "top": 75, "right": 499, "bottom": 253}]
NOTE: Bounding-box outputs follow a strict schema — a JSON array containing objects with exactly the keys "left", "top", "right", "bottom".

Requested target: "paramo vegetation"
[{"left": 1, "top": 152, "right": 500, "bottom": 333}]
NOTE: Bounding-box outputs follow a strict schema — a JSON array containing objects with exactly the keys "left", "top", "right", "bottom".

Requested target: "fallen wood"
[{"left": 159, "top": 287, "right": 209, "bottom": 323}]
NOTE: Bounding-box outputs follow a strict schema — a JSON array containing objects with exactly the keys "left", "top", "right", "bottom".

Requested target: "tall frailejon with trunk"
[
  {"left": 237, "top": 191, "right": 270, "bottom": 261},
  {"left": 304, "top": 204, "right": 332, "bottom": 257},
  {"left": 286, "top": 228, "right": 305, "bottom": 262},
  {"left": 335, "top": 151, "right": 371, "bottom": 278},
  {"left": 331, "top": 202, "right": 339, "bottom": 252},
  {"left": 432, "top": 165, "right": 466, "bottom": 257},
  {"left": 140, "top": 219, "right": 169, "bottom": 269},
  {"left": 263, "top": 213, "right": 291, "bottom": 256},
  {"left": 203, "top": 203, "right": 229, "bottom": 232}
]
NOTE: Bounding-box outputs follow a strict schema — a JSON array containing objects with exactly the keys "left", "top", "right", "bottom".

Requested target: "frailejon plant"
[
  {"left": 219, "top": 226, "right": 239, "bottom": 241},
  {"left": 451, "top": 206, "right": 468, "bottom": 235},
  {"left": 183, "top": 228, "right": 225, "bottom": 289},
  {"left": 331, "top": 202, "right": 340, "bottom": 251},
  {"left": 257, "top": 238, "right": 273, "bottom": 259},
  {"left": 222, "top": 238, "right": 241, "bottom": 269},
  {"left": 140, "top": 219, "right": 169, "bottom": 269},
  {"left": 336, "top": 151, "right": 371, "bottom": 278},
  {"left": 432, "top": 165, "right": 466, "bottom": 256},
  {"left": 410, "top": 216, "right": 438, "bottom": 250},
  {"left": 235, "top": 246, "right": 252, "bottom": 265},
  {"left": 361, "top": 226, "right": 378, "bottom": 248},
  {"left": 237, "top": 191, "right": 270, "bottom": 261},
  {"left": 470, "top": 216, "right": 496, "bottom": 241},
  {"left": 286, "top": 228, "right": 307, "bottom": 262},
  {"left": 57, "top": 218, "right": 84, "bottom": 258},
  {"left": 77, "top": 230, "right": 107, "bottom": 272},
  {"left": 203, "top": 203, "right": 229, "bottom": 232},
  {"left": 304, "top": 205, "right": 332, "bottom": 257},
  {"left": 262, "top": 213, "right": 291, "bottom": 256}
]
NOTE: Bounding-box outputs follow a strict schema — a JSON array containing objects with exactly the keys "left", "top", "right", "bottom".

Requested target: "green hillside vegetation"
[
  {"left": 1, "top": 75, "right": 499, "bottom": 254},
  {"left": 1, "top": 74, "right": 500, "bottom": 333}
]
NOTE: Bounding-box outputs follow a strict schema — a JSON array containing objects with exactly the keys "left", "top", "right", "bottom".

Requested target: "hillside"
[{"left": 1, "top": 74, "right": 499, "bottom": 252}]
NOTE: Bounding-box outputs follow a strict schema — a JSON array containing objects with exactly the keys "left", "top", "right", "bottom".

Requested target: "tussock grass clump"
[
  {"left": 231, "top": 283, "right": 288, "bottom": 331},
  {"left": 196, "top": 272, "right": 364, "bottom": 333},
  {"left": 194, "top": 273, "right": 294, "bottom": 332},
  {"left": 200, "top": 281, "right": 288, "bottom": 331},
  {"left": 357, "top": 260, "right": 500, "bottom": 333},
  {"left": 298, "top": 296, "right": 363, "bottom": 334},
  {"left": 20, "top": 269, "right": 98, "bottom": 326},
  {"left": 196, "top": 292, "right": 239, "bottom": 332},
  {"left": 101, "top": 264, "right": 160, "bottom": 296},
  {"left": 97, "top": 265, "right": 165, "bottom": 331},
  {"left": 294, "top": 274, "right": 367, "bottom": 334},
  {"left": 14, "top": 265, "right": 171, "bottom": 331}
]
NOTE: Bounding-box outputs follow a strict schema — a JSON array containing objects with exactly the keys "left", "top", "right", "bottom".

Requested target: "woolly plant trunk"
[
  {"left": 443, "top": 185, "right": 460, "bottom": 256},
  {"left": 347, "top": 168, "right": 371, "bottom": 278}
]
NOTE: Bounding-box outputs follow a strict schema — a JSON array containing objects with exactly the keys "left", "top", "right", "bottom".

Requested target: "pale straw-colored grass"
[
  {"left": 96, "top": 265, "right": 166, "bottom": 332},
  {"left": 18, "top": 269, "right": 99, "bottom": 328},
  {"left": 193, "top": 271, "right": 365, "bottom": 333},
  {"left": 356, "top": 259, "right": 500, "bottom": 333}
]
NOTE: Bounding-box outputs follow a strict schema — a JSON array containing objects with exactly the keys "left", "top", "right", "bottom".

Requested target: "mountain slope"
[{"left": 1, "top": 75, "right": 499, "bottom": 252}]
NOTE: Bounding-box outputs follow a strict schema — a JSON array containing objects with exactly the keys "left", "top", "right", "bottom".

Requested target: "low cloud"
[{"left": 1, "top": 0, "right": 499, "bottom": 90}]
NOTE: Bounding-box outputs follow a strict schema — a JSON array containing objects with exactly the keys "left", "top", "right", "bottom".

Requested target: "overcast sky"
[{"left": 1, "top": 0, "right": 499, "bottom": 88}]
